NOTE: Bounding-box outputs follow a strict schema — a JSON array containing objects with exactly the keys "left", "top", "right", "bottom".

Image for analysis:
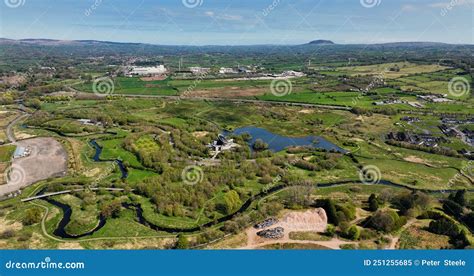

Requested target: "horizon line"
[{"left": 2, "top": 37, "right": 473, "bottom": 47}]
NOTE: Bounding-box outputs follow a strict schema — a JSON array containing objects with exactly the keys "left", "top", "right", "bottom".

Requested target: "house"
[{"left": 208, "top": 134, "right": 237, "bottom": 152}]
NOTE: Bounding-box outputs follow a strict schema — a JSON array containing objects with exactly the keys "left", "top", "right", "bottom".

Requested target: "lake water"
[{"left": 225, "top": 126, "right": 346, "bottom": 153}]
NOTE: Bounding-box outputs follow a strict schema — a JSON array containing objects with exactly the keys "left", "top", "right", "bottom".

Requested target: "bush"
[
  {"left": 428, "top": 217, "right": 459, "bottom": 237},
  {"left": 100, "top": 200, "right": 122, "bottom": 218},
  {"left": 175, "top": 234, "right": 189, "bottom": 249},
  {"left": 316, "top": 199, "right": 339, "bottom": 226},
  {"left": 325, "top": 224, "right": 336, "bottom": 237},
  {"left": 367, "top": 210, "right": 406, "bottom": 232},
  {"left": 343, "top": 225, "right": 360, "bottom": 240},
  {"left": 16, "top": 231, "right": 32, "bottom": 242},
  {"left": 0, "top": 230, "right": 15, "bottom": 239},
  {"left": 442, "top": 199, "right": 464, "bottom": 217},
  {"left": 294, "top": 160, "right": 318, "bottom": 171},
  {"left": 359, "top": 228, "right": 378, "bottom": 240},
  {"left": 253, "top": 139, "right": 268, "bottom": 151},
  {"left": 22, "top": 208, "right": 42, "bottom": 226},
  {"left": 336, "top": 204, "right": 356, "bottom": 221},
  {"left": 368, "top": 194, "right": 379, "bottom": 211}
]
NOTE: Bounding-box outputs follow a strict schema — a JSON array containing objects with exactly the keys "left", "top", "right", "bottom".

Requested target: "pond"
[{"left": 225, "top": 126, "right": 347, "bottom": 153}]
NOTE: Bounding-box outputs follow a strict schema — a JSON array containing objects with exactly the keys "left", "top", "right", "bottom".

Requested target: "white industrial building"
[
  {"left": 189, "top": 67, "right": 211, "bottom": 75},
  {"left": 127, "top": 65, "right": 167, "bottom": 76},
  {"left": 219, "top": 67, "right": 238, "bottom": 74}
]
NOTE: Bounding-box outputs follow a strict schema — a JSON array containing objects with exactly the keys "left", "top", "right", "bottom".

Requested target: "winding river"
[
  {"left": 41, "top": 176, "right": 473, "bottom": 239},
  {"left": 90, "top": 140, "right": 128, "bottom": 179},
  {"left": 39, "top": 140, "right": 472, "bottom": 239}
]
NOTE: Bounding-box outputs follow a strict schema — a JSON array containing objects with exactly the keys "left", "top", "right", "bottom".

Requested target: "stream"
[{"left": 39, "top": 140, "right": 471, "bottom": 239}]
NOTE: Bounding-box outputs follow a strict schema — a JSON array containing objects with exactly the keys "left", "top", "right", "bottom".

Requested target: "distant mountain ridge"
[{"left": 0, "top": 38, "right": 468, "bottom": 47}]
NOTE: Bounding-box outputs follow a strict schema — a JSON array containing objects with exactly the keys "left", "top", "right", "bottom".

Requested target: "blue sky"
[{"left": 1, "top": 0, "right": 473, "bottom": 45}]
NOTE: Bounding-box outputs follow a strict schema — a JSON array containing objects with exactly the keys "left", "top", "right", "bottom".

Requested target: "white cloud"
[
  {"left": 204, "top": 11, "right": 243, "bottom": 21},
  {"left": 428, "top": 0, "right": 474, "bottom": 8},
  {"left": 401, "top": 4, "right": 418, "bottom": 12}
]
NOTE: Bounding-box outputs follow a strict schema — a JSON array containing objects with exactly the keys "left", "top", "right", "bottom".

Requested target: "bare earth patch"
[
  {"left": 14, "top": 132, "right": 36, "bottom": 140},
  {"left": 0, "top": 217, "right": 23, "bottom": 232},
  {"left": 240, "top": 208, "right": 355, "bottom": 249},
  {"left": 57, "top": 242, "right": 84, "bottom": 249},
  {"left": 403, "top": 155, "right": 432, "bottom": 166},
  {"left": 298, "top": 109, "right": 314, "bottom": 114},
  {"left": 184, "top": 87, "right": 267, "bottom": 98},
  {"left": 140, "top": 75, "right": 167, "bottom": 81},
  {"left": 192, "top": 131, "right": 209, "bottom": 138},
  {"left": 0, "top": 137, "right": 68, "bottom": 196}
]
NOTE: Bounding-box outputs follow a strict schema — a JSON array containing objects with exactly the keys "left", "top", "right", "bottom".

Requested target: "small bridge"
[{"left": 22, "top": 188, "right": 129, "bottom": 202}]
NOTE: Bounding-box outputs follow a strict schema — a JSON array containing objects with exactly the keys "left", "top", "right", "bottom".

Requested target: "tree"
[
  {"left": 367, "top": 210, "right": 405, "bottom": 232},
  {"left": 325, "top": 224, "right": 336, "bottom": 237},
  {"left": 368, "top": 194, "right": 379, "bottom": 211},
  {"left": 449, "top": 190, "right": 466, "bottom": 207},
  {"left": 23, "top": 208, "right": 42, "bottom": 226},
  {"left": 344, "top": 225, "right": 360, "bottom": 240},
  {"left": 428, "top": 218, "right": 459, "bottom": 237},
  {"left": 317, "top": 199, "right": 339, "bottom": 226},
  {"left": 221, "top": 190, "right": 242, "bottom": 215},
  {"left": 100, "top": 200, "right": 122, "bottom": 218},
  {"left": 252, "top": 139, "right": 268, "bottom": 151},
  {"left": 175, "top": 234, "right": 189, "bottom": 249},
  {"left": 442, "top": 199, "right": 464, "bottom": 217},
  {"left": 462, "top": 212, "right": 474, "bottom": 232}
]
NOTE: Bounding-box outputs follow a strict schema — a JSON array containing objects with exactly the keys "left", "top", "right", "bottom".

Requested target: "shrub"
[
  {"left": 428, "top": 217, "right": 459, "bottom": 237},
  {"left": 0, "top": 230, "right": 15, "bottom": 239},
  {"left": 367, "top": 210, "right": 406, "bottom": 232},
  {"left": 368, "top": 194, "right": 379, "bottom": 211},
  {"left": 22, "top": 208, "right": 42, "bottom": 226},
  {"left": 253, "top": 139, "right": 268, "bottom": 151},
  {"left": 343, "top": 225, "right": 360, "bottom": 240},
  {"left": 325, "top": 224, "right": 336, "bottom": 237},
  {"left": 442, "top": 199, "right": 464, "bottom": 217}
]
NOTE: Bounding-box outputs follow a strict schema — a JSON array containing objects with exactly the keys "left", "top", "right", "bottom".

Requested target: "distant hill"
[
  {"left": 1, "top": 38, "right": 468, "bottom": 48},
  {"left": 308, "top": 40, "right": 335, "bottom": 45}
]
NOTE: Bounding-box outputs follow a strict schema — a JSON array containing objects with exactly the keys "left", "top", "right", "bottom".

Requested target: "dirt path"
[
  {"left": 6, "top": 113, "right": 29, "bottom": 143},
  {"left": 241, "top": 228, "right": 355, "bottom": 249},
  {"left": 388, "top": 219, "right": 417, "bottom": 249}
]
